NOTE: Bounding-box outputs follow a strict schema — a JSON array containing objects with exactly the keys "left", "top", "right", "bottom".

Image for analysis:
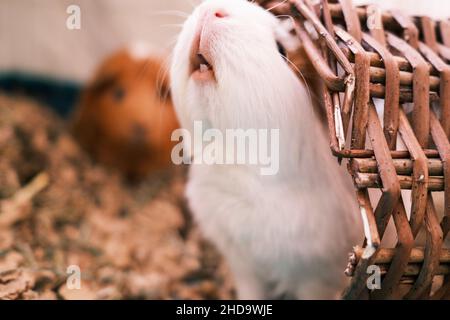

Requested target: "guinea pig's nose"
[
  {"left": 214, "top": 10, "right": 228, "bottom": 18},
  {"left": 130, "top": 123, "right": 148, "bottom": 145}
]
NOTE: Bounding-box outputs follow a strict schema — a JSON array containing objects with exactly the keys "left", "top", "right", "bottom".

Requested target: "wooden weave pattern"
[{"left": 256, "top": 0, "right": 450, "bottom": 299}]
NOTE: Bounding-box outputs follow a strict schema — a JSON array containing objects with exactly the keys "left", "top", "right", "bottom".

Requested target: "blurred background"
[
  {"left": 0, "top": 0, "right": 447, "bottom": 113},
  {"left": 1, "top": 0, "right": 447, "bottom": 84},
  {"left": 0, "top": 0, "right": 237, "bottom": 300},
  {"left": 0, "top": 0, "right": 448, "bottom": 300},
  {"left": 1, "top": 0, "right": 192, "bottom": 81}
]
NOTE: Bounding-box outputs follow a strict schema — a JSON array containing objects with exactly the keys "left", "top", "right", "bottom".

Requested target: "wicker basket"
[{"left": 256, "top": 0, "right": 450, "bottom": 299}]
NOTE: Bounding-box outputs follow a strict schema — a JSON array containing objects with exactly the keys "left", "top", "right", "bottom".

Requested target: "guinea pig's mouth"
[{"left": 190, "top": 53, "right": 215, "bottom": 82}]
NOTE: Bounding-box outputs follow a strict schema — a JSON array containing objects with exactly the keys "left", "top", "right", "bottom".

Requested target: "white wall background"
[
  {"left": 0, "top": 0, "right": 449, "bottom": 82},
  {"left": 0, "top": 0, "right": 193, "bottom": 82}
]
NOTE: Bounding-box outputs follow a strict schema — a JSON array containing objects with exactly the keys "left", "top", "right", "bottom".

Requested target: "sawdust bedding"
[{"left": 0, "top": 94, "right": 234, "bottom": 300}]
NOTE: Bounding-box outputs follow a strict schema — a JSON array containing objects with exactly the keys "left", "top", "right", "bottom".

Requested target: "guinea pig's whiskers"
[
  {"left": 157, "top": 53, "right": 174, "bottom": 102},
  {"left": 186, "top": 0, "right": 201, "bottom": 10},
  {"left": 155, "top": 53, "right": 176, "bottom": 138},
  {"left": 159, "top": 23, "right": 184, "bottom": 29},
  {"left": 272, "top": 14, "right": 315, "bottom": 105},
  {"left": 266, "top": 0, "right": 289, "bottom": 12},
  {"left": 281, "top": 53, "right": 314, "bottom": 112},
  {"left": 151, "top": 10, "right": 190, "bottom": 19}
]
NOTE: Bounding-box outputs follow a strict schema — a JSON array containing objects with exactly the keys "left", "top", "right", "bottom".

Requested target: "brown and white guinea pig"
[
  {"left": 72, "top": 43, "right": 179, "bottom": 180},
  {"left": 171, "top": 0, "right": 362, "bottom": 299}
]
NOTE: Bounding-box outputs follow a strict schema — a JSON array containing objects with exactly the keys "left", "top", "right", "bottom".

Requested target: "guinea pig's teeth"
[{"left": 199, "top": 64, "right": 209, "bottom": 73}]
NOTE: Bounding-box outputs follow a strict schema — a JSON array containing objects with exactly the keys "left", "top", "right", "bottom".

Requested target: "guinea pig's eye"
[
  {"left": 112, "top": 87, "right": 125, "bottom": 102},
  {"left": 276, "top": 41, "right": 287, "bottom": 57}
]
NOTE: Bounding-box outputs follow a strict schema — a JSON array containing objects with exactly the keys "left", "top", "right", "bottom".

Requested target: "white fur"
[{"left": 170, "top": 0, "right": 363, "bottom": 299}]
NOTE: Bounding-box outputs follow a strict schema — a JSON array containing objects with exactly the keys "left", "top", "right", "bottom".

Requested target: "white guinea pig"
[{"left": 171, "top": 0, "right": 363, "bottom": 299}]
